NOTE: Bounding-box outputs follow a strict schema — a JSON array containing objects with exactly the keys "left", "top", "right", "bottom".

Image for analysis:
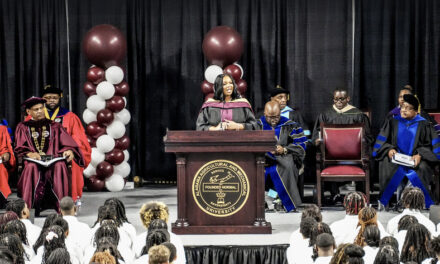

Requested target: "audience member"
[
  {"left": 362, "top": 225, "right": 380, "bottom": 264},
  {"left": 104, "top": 198, "right": 137, "bottom": 249},
  {"left": 329, "top": 243, "right": 365, "bottom": 264},
  {"left": 0, "top": 211, "right": 19, "bottom": 228},
  {"left": 0, "top": 245, "right": 16, "bottom": 264},
  {"left": 161, "top": 242, "right": 177, "bottom": 264},
  {"left": 286, "top": 217, "right": 317, "bottom": 264},
  {"left": 378, "top": 236, "right": 399, "bottom": 255},
  {"left": 372, "top": 245, "right": 399, "bottom": 264},
  {"left": 423, "top": 235, "right": 440, "bottom": 264},
  {"left": 289, "top": 205, "right": 322, "bottom": 248},
  {"left": 313, "top": 233, "right": 335, "bottom": 264},
  {"left": 348, "top": 207, "right": 387, "bottom": 246},
  {"left": 395, "top": 215, "right": 418, "bottom": 253},
  {"left": 0, "top": 233, "right": 27, "bottom": 264},
  {"left": 6, "top": 198, "right": 41, "bottom": 247},
  {"left": 148, "top": 244, "right": 170, "bottom": 264},
  {"left": 89, "top": 251, "right": 116, "bottom": 264},
  {"left": 2, "top": 219, "right": 34, "bottom": 260},
  {"left": 135, "top": 229, "right": 170, "bottom": 264},
  {"left": 33, "top": 213, "right": 58, "bottom": 254},
  {"left": 400, "top": 223, "right": 432, "bottom": 263},
  {"left": 46, "top": 247, "right": 72, "bottom": 264}
]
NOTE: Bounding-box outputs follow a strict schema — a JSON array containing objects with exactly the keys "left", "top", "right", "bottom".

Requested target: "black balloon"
[
  {"left": 202, "top": 26, "right": 243, "bottom": 67},
  {"left": 83, "top": 24, "right": 127, "bottom": 68}
]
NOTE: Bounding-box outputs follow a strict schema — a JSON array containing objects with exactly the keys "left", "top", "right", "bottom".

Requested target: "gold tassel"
[{"left": 414, "top": 94, "right": 421, "bottom": 113}]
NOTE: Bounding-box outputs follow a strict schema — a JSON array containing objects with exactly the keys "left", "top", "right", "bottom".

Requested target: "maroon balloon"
[
  {"left": 96, "top": 109, "right": 114, "bottom": 126},
  {"left": 106, "top": 96, "right": 125, "bottom": 112},
  {"left": 87, "top": 135, "right": 96, "bottom": 147},
  {"left": 115, "top": 135, "right": 130, "bottom": 150},
  {"left": 114, "top": 81, "right": 130, "bottom": 96},
  {"left": 82, "top": 24, "right": 127, "bottom": 68},
  {"left": 83, "top": 82, "right": 97, "bottom": 96},
  {"left": 202, "top": 26, "right": 244, "bottom": 67},
  {"left": 223, "top": 64, "right": 242, "bottom": 82},
  {"left": 96, "top": 161, "right": 114, "bottom": 180},
  {"left": 86, "top": 175, "right": 105, "bottom": 192},
  {"left": 201, "top": 80, "right": 214, "bottom": 95},
  {"left": 86, "top": 121, "right": 106, "bottom": 139},
  {"left": 205, "top": 92, "right": 214, "bottom": 101},
  {"left": 87, "top": 67, "right": 105, "bottom": 85},
  {"left": 105, "top": 148, "right": 125, "bottom": 165},
  {"left": 236, "top": 79, "right": 247, "bottom": 95}
]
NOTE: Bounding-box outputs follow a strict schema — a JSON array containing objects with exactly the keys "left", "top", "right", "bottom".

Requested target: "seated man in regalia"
[
  {"left": 373, "top": 94, "right": 440, "bottom": 209},
  {"left": 257, "top": 101, "right": 307, "bottom": 212},
  {"left": 14, "top": 97, "right": 84, "bottom": 215}
]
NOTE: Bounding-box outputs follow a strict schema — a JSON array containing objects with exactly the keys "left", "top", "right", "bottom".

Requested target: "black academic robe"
[
  {"left": 312, "top": 106, "right": 373, "bottom": 145},
  {"left": 258, "top": 116, "right": 307, "bottom": 211},
  {"left": 372, "top": 115, "right": 440, "bottom": 207}
]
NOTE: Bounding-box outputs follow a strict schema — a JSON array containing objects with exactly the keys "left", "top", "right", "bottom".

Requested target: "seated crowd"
[
  {"left": 287, "top": 188, "right": 440, "bottom": 264},
  {"left": 0, "top": 197, "right": 182, "bottom": 264}
]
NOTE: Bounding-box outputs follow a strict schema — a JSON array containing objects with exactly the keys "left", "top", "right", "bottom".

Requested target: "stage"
[{"left": 24, "top": 185, "right": 416, "bottom": 246}]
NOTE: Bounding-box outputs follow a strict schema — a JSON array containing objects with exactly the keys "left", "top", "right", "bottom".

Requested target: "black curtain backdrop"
[{"left": 0, "top": 0, "right": 439, "bottom": 182}]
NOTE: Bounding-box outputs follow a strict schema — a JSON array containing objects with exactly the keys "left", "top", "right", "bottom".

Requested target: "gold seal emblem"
[{"left": 192, "top": 160, "right": 249, "bottom": 217}]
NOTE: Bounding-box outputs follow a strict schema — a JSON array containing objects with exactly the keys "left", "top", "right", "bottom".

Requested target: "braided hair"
[
  {"left": 400, "top": 223, "right": 432, "bottom": 263},
  {"left": 139, "top": 202, "right": 169, "bottom": 229},
  {"left": 2, "top": 220, "right": 29, "bottom": 246},
  {"left": 301, "top": 204, "right": 322, "bottom": 222},
  {"left": 373, "top": 244, "right": 399, "bottom": 264},
  {"left": 42, "top": 225, "right": 66, "bottom": 264},
  {"left": 148, "top": 219, "right": 168, "bottom": 231},
  {"left": 141, "top": 229, "right": 170, "bottom": 256},
  {"left": 46, "top": 248, "right": 71, "bottom": 264},
  {"left": 94, "top": 222, "right": 120, "bottom": 247},
  {"left": 398, "top": 215, "right": 418, "bottom": 232},
  {"left": 330, "top": 243, "right": 365, "bottom": 264},
  {"left": 104, "top": 198, "right": 130, "bottom": 223},
  {"left": 309, "top": 222, "right": 332, "bottom": 247},
  {"left": 93, "top": 205, "right": 122, "bottom": 228},
  {"left": 401, "top": 187, "right": 425, "bottom": 210},
  {"left": 33, "top": 213, "right": 59, "bottom": 254},
  {"left": 0, "top": 245, "right": 16, "bottom": 263},
  {"left": 429, "top": 236, "right": 440, "bottom": 264},
  {"left": 379, "top": 236, "right": 399, "bottom": 254},
  {"left": 343, "top": 192, "right": 367, "bottom": 215},
  {"left": 354, "top": 207, "right": 378, "bottom": 246},
  {"left": 0, "top": 233, "right": 26, "bottom": 264},
  {"left": 363, "top": 225, "right": 380, "bottom": 248},
  {"left": 96, "top": 239, "right": 123, "bottom": 264}
]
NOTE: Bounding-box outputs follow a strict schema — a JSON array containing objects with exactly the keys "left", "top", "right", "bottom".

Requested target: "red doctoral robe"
[
  {"left": 0, "top": 125, "right": 15, "bottom": 199},
  {"left": 26, "top": 108, "right": 91, "bottom": 201},
  {"left": 14, "top": 119, "right": 84, "bottom": 211}
]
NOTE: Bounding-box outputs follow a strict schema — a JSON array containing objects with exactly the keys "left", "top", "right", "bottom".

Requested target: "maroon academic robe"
[{"left": 14, "top": 119, "right": 84, "bottom": 211}]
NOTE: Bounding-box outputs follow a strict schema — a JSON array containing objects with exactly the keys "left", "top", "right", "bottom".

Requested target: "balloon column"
[
  {"left": 201, "top": 26, "right": 247, "bottom": 100},
  {"left": 81, "top": 25, "right": 131, "bottom": 192}
]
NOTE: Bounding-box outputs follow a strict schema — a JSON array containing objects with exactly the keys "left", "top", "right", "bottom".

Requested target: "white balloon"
[
  {"left": 123, "top": 150, "right": 129, "bottom": 162},
  {"left": 123, "top": 97, "right": 127, "bottom": 106},
  {"left": 105, "top": 174, "right": 125, "bottom": 192},
  {"left": 204, "top": 65, "right": 223, "bottom": 84},
  {"left": 233, "top": 62, "right": 244, "bottom": 78},
  {"left": 114, "top": 162, "right": 131, "bottom": 178},
  {"left": 90, "top": 147, "right": 105, "bottom": 167},
  {"left": 83, "top": 164, "right": 96, "bottom": 178},
  {"left": 82, "top": 109, "right": 97, "bottom": 124},
  {"left": 86, "top": 95, "right": 106, "bottom": 113},
  {"left": 106, "top": 120, "right": 126, "bottom": 139},
  {"left": 105, "top": 66, "right": 124, "bottom": 85},
  {"left": 115, "top": 109, "right": 131, "bottom": 125},
  {"left": 96, "top": 81, "right": 115, "bottom": 100},
  {"left": 96, "top": 134, "right": 115, "bottom": 153}
]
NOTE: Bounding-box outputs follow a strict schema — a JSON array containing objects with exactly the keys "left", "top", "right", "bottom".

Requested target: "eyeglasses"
[{"left": 333, "top": 97, "right": 348, "bottom": 102}]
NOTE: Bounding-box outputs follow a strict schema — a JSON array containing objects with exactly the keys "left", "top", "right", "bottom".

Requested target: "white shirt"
[
  {"left": 422, "top": 258, "right": 438, "bottom": 264},
  {"left": 362, "top": 246, "right": 379, "bottom": 264},
  {"left": 89, "top": 223, "right": 133, "bottom": 250},
  {"left": 330, "top": 215, "right": 359, "bottom": 246},
  {"left": 23, "top": 243, "right": 35, "bottom": 262},
  {"left": 314, "top": 256, "right": 333, "bottom": 264},
  {"left": 343, "top": 222, "right": 388, "bottom": 245},
  {"left": 83, "top": 243, "right": 134, "bottom": 264},
  {"left": 286, "top": 238, "right": 313, "bottom": 264},
  {"left": 395, "top": 230, "right": 407, "bottom": 253},
  {"left": 31, "top": 246, "right": 80, "bottom": 264},
  {"left": 21, "top": 219, "right": 41, "bottom": 247},
  {"left": 386, "top": 209, "right": 436, "bottom": 236},
  {"left": 134, "top": 231, "right": 186, "bottom": 264},
  {"left": 134, "top": 254, "right": 149, "bottom": 264},
  {"left": 288, "top": 228, "right": 303, "bottom": 248},
  {"left": 121, "top": 222, "right": 137, "bottom": 249},
  {"left": 63, "top": 215, "right": 92, "bottom": 254}
]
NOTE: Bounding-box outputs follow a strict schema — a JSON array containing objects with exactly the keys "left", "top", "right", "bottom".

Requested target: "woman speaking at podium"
[{"left": 196, "top": 74, "right": 258, "bottom": 131}]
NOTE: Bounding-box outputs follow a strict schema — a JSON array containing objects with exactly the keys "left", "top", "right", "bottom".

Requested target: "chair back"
[
  {"left": 428, "top": 112, "right": 440, "bottom": 124},
  {"left": 321, "top": 123, "right": 364, "bottom": 161}
]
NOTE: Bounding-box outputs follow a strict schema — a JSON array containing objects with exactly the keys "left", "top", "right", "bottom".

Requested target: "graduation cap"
[
  {"left": 41, "top": 85, "right": 63, "bottom": 97},
  {"left": 22, "top": 97, "right": 46, "bottom": 109},
  {"left": 403, "top": 94, "right": 420, "bottom": 110},
  {"left": 269, "top": 85, "right": 290, "bottom": 97}
]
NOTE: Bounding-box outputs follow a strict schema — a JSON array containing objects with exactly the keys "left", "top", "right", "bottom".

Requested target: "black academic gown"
[
  {"left": 312, "top": 106, "right": 373, "bottom": 145},
  {"left": 372, "top": 115, "right": 440, "bottom": 207},
  {"left": 258, "top": 116, "right": 307, "bottom": 211}
]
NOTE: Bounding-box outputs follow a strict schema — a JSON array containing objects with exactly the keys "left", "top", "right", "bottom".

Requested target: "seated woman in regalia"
[{"left": 196, "top": 73, "right": 258, "bottom": 131}]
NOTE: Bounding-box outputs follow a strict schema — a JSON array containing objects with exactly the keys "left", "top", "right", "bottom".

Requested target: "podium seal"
[{"left": 193, "top": 160, "right": 250, "bottom": 217}]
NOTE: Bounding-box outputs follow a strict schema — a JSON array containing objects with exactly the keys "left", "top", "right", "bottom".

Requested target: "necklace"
[
  {"left": 44, "top": 107, "right": 60, "bottom": 121},
  {"left": 31, "top": 126, "right": 47, "bottom": 155}
]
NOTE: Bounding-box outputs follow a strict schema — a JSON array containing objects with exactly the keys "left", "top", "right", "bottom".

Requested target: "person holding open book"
[
  {"left": 14, "top": 97, "right": 84, "bottom": 215},
  {"left": 373, "top": 94, "right": 440, "bottom": 209}
]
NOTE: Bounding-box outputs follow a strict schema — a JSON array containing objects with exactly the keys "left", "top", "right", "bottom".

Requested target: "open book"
[
  {"left": 392, "top": 153, "right": 415, "bottom": 168},
  {"left": 23, "top": 156, "right": 66, "bottom": 167}
]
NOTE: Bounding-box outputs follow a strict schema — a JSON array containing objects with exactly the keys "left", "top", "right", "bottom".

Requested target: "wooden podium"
[{"left": 164, "top": 130, "right": 276, "bottom": 234}]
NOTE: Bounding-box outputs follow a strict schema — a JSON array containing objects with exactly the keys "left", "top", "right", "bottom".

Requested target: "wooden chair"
[{"left": 316, "top": 123, "right": 370, "bottom": 207}]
